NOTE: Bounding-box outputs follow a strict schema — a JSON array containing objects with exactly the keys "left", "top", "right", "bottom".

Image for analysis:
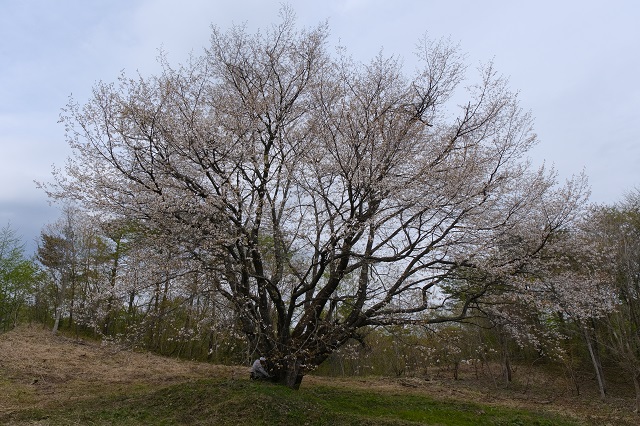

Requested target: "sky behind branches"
[{"left": 1, "top": 0, "right": 639, "bottom": 253}]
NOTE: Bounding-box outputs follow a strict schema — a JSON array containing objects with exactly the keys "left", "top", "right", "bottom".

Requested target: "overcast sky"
[{"left": 1, "top": 0, "right": 639, "bottom": 253}]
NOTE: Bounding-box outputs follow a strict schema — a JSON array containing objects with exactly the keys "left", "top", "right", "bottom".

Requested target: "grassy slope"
[
  {"left": 0, "top": 326, "right": 636, "bottom": 426},
  {"left": 4, "top": 378, "right": 581, "bottom": 426}
]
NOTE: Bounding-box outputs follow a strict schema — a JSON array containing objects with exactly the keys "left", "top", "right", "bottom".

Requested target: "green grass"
[{"left": 1, "top": 378, "right": 582, "bottom": 426}]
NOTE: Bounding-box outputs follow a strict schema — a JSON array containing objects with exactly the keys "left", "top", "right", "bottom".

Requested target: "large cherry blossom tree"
[{"left": 44, "top": 9, "right": 588, "bottom": 388}]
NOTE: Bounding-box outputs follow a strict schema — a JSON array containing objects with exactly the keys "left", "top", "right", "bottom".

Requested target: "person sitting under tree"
[{"left": 250, "top": 356, "right": 271, "bottom": 380}]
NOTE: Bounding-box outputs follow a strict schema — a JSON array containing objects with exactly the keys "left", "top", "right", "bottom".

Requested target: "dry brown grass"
[
  {"left": 0, "top": 324, "right": 244, "bottom": 417},
  {"left": 301, "top": 372, "right": 637, "bottom": 425},
  {"left": 1, "top": 324, "right": 638, "bottom": 425}
]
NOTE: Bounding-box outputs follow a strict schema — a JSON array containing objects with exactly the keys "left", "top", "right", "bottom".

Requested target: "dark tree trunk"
[
  {"left": 276, "top": 358, "right": 304, "bottom": 390},
  {"left": 498, "top": 325, "right": 512, "bottom": 384}
]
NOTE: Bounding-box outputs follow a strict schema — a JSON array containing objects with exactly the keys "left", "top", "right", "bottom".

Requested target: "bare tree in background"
[
  {"left": 37, "top": 205, "right": 108, "bottom": 335},
  {"left": 584, "top": 191, "right": 640, "bottom": 411},
  {"left": 43, "top": 9, "right": 588, "bottom": 388}
]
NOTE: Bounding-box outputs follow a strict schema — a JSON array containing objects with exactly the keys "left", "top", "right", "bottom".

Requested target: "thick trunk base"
[{"left": 275, "top": 359, "right": 304, "bottom": 389}]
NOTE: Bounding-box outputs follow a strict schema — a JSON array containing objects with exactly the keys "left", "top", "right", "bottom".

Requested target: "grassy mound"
[
  {"left": 0, "top": 325, "right": 636, "bottom": 425},
  {"left": 3, "top": 378, "right": 581, "bottom": 425}
]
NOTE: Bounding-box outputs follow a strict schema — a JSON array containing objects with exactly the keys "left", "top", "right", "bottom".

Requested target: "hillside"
[{"left": 0, "top": 325, "right": 636, "bottom": 425}]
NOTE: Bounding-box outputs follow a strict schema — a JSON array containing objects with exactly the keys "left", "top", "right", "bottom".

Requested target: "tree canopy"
[
  {"left": 0, "top": 224, "right": 40, "bottom": 331},
  {"left": 43, "top": 9, "right": 588, "bottom": 388}
]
